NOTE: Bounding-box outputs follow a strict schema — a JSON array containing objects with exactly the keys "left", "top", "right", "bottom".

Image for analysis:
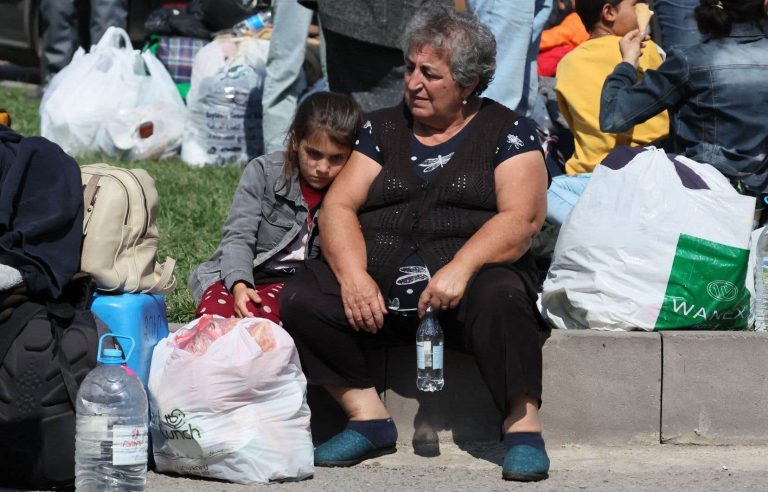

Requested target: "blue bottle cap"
[{"left": 101, "top": 348, "right": 124, "bottom": 364}]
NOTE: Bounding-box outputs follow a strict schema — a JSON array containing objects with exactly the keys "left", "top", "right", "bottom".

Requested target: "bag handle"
[
  {"left": 95, "top": 26, "right": 132, "bottom": 52},
  {"left": 82, "top": 175, "right": 101, "bottom": 234},
  {"left": 0, "top": 302, "right": 44, "bottom": 364},
  {"left": 145, "top": 257, "right": 176, "bottom": 295},
  {"left": 47, "top": 301, "right": 80, "bottom": 405}
]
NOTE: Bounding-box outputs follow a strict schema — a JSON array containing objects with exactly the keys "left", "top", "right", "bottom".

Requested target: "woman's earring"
[{"left": 462, "top": 99, "right": 468, "bottom": 105}]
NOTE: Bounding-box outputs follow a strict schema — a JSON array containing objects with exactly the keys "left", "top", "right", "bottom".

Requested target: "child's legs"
[
  {"left": 251, "top": 282, "right": 283, "bottom": 325},
  {"left": 195, "top": 280, "right": 284, "bottom": 325},
  {"left": 196, "top": 281, "right": 237, "bottom": 318},
  {"left": 546, "top": 173, "right": 591, "bottom": 225}
]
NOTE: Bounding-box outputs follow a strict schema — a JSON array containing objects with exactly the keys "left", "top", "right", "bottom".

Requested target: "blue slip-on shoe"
[
  {"left": 314, "top": 429, "right": 397, "bottom": 467},
  {"left": 502, "top": 444, "right": 550, "bottom": 482}
]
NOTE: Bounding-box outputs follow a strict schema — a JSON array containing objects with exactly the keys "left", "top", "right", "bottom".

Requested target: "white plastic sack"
[
  {"left": 41, "top": 27, "right": 185, "bottom": 160},
  {"left": 148, "top": 316, "right": 314, "bottom": 484},
  {"left": 747, "top": 227, "right": 764, "bottom": 330},
  {"left": 181, "top": 36, "right": 269, "bottom": 166},
  {"left": 542, "top": 147, "right": 755, "bottom": 331}
]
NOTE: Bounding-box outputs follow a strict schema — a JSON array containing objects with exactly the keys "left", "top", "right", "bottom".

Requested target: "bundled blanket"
[{"left": 0, "top": 125, "right": 83, "bottom": 298}]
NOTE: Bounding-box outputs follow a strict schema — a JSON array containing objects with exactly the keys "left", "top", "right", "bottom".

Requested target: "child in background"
[
  {"left": 601, "top": 0, "right": 768, "bottom": 220},
  {"left": 188, "top": 92, "right": 362, "bottom": 324},
  {"left": 556, "top": 0, "right": 669, "bottom": 175}
]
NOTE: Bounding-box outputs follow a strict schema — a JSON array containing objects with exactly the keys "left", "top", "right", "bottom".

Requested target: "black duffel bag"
[{"left": 0, "top": 275, "right": 101, "bottom": 490}]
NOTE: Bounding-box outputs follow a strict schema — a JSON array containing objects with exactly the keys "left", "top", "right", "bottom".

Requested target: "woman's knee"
[
  {"left": 279, "top": 273, "right": 320, "bottom": 331},
  {"left": 465, "top": 267, "right": 532, "bottom": 311}
]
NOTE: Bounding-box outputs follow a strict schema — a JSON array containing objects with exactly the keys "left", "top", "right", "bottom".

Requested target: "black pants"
[
  {"left": 322, "top": 27, "right": 405, "bottom": 113},
  {"left": 280, "top": 260, "right": 550, "bottom": 415}
]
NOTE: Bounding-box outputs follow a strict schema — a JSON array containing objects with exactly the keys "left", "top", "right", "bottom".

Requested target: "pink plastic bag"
[{"left": 173, "top": 315, "right": 275, "bottom": 355}]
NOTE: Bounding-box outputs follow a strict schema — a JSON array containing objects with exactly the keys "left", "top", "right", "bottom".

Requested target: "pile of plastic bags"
[{"left": 41, "top": 27, "right": 186, "bottom": 161}]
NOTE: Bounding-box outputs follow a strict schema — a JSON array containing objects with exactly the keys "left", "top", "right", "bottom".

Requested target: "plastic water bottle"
[
  {"left": 75, "top": 335, "right": 149, "bottom": 491},
  {"left": 416, "top": 307, "right": 444, "bottom": 391},
  {"left": 232, "top": 10, "right": 273, "bottom": 36},
  {"left": 754, "top": 227, "right": 768, "bottom": 331}
]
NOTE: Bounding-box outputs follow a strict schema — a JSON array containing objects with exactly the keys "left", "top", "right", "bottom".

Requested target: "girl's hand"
[
  {"left": 339, "top": 270, "right": 387, "bottom": 333},
  {"left": 619, "top": 29, "right": 648, "bottom": 68},
  {"left": 417, "top": 260, "right": 474, "bottom": 318},
  {"left": 232, "top": 281, "right": 261, "bottom": 318}
]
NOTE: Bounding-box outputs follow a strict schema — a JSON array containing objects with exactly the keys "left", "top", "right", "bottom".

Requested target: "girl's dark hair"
[
  {"left": 284, "top": 92, "right": 363, "bottom": 178},
  {"left": 695, "top": 0, "right": 766, "bottom": 39},
  {"left": 575, "top": 0, "right": 622, "bottom": 32}
]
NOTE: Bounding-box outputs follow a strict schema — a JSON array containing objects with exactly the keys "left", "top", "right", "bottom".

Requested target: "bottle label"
[
  {"left": 112, "top": 425, "right": 148, "bottom": 466},
  {"left": 432, "top": 344, "right": 443, "bottom": 370},
  {"left": 416, "top": 341, "right": 429, "bottom": 369},
  {"left": 77, "top": 415, "right": 110, "bottom": 458}
]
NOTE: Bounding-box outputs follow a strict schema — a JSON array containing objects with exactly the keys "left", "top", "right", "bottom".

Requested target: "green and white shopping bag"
[{"left": 543, "top": 147, "right": 754, "bottom": 331}]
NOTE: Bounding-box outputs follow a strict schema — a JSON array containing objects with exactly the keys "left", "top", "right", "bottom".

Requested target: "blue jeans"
[
  {"left": 547, "top": 174, "right": 591, "bottom": 225},
  {"left": 261, "top": 0, "right": 314, "bottom": 153},
  {"left": 652, "top": 0, "right": 702, "bottom": 51},
  {"left": 467, "top": 0, "right": 553, "bottom": 115}
]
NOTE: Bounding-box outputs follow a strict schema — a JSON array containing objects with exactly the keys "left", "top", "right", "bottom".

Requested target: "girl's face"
[{"left": 295, "top": 130, "right": 352, "bottom": 190}]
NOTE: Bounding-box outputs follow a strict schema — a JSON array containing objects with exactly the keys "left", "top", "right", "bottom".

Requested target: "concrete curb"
[{"left": 167, "top": 323, "right": 768, "bottom": 446}]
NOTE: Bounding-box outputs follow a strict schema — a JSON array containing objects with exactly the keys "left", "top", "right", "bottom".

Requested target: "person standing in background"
[
  {"left": 468, "top": 0, "right": 554, "bottom": 115},
  {"left": 261, "top": 0, "right": 316, "bottom": 154},
  {"left": 39, "top": 0, "right": 128, "bottom": 88},
  {"left": 314, "top": 0, "right": 453, "bottom": 112}
]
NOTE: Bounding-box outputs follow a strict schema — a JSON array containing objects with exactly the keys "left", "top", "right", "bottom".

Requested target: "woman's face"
[
  {"left": 404, "top": 45, "right": 468, "bottom": 122},
  {"left": 295, "top": 130, "right": 352, "bottom": 190}
]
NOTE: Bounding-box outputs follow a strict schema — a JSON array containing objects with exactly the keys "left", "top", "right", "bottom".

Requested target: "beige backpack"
[{"left": 80, "top": 164, "right": 176, "bottom": 294}]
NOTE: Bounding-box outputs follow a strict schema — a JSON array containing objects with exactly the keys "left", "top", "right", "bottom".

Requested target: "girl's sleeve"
[
  {"left": 599, "top": 48, "right": 689, "bottom": 134},
  {"left": 218, "top": 157, "right": 268, "bottom": 291}
]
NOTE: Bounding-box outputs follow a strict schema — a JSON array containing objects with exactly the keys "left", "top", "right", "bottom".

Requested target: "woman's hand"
[
  {"left": 339, "top": 270, "right": 387, "bottom": 333},
  {"left": 619, "top": 29, "right": 649, "bottom": 68},
  {"left": 417, "top": 260, "right": 474, "bottom": 317},
  {"left": 232, "top": 281, "right": 261, "bottom": 318}
]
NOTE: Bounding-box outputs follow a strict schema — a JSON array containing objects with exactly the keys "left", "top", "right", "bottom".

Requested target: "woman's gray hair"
[{"left": 402, "top": 5, "right": 496, "bottom": 96}]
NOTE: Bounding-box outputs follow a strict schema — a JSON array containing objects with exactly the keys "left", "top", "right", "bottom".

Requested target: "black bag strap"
[
  {"left": 46, "top": 301, "right": 80, "bottom": 405},
  {"left": 0, "top": 302, "right": 45, "bottom": 363}
]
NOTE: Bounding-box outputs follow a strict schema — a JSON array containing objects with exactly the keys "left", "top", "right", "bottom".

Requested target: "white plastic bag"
[
  {"left": 40, "top": 27, "right": 185, "bottom": 160},
  {"left": 542, "top": 147, "right": 755, "bottom": 331},
  {"left": 101, "top": 53, "right": 186, "bottom": 160},
  {"left": 148, "top": 315, "right": 313, "bottom": 484},
  {"left": 181, "top": 36, "right": 269, "bottom": 166}
]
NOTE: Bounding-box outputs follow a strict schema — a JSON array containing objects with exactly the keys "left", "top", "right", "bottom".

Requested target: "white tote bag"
[
  {"left": 542, "top": 147, "right": 755, "bottom": 331},
  {"left": 148, "top": 316, "right": 314, "bottom": 484}
]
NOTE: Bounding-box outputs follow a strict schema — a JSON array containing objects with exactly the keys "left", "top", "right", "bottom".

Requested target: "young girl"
[{"left": 188, "top": 92, "right": 362, "bottom": 323}]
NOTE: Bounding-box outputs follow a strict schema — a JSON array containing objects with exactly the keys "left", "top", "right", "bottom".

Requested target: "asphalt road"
[{"left": 147, "top": 443, "right": 768, "bottom": 491}]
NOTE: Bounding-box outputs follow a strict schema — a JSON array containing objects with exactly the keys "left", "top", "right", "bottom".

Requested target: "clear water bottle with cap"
[
  {"left": 232, "top": 10, "right": 273, "bottom": 36},
  {"left": 416, "top": 306, "right": 444, "bottom": 392},
  {"left": 754, "top": 226, "right": 768, "bottom": 331},
  {"left": 75, "top": 334, "right": 149, "bottom": 491}
]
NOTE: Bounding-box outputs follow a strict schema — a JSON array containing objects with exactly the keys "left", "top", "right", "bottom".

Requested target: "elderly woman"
[{"left": 280, "top": 6, "right": 550, "bottom": 482}]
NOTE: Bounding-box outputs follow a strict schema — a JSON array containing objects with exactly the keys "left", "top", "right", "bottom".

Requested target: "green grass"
[{"left": 1, "top": 84, "right": 242, "bottom": 322}]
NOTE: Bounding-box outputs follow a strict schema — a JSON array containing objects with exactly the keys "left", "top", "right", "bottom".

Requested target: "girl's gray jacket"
[{"left": 188, "top": 151, "right": 319, "bottom": 304}]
